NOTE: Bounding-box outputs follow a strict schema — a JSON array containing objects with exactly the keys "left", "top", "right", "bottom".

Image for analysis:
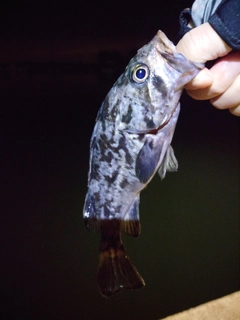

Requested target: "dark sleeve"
[
  {"left": 208, "top": 0, "right": 240, "bottom": 50},
  {"left": 179, "top": 9, "right": 192, "bottom": 38},
  {"left": 179, "top": 0, "right": 240, "bottom": 50}
]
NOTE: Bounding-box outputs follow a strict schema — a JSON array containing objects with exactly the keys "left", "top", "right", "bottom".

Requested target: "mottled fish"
[{"left": 83, "top": 30, "right": 203, "bottom": 297}]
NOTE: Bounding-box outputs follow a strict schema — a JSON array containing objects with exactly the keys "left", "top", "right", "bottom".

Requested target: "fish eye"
[{"left": 131, "top": 64, "right": 149, "bottom": 84}]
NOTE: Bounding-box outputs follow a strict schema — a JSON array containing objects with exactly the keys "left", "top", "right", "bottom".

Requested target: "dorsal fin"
[
  {"left": 83, "top": 193, "right": 100, "bottom": 232},
  {"left": 84, "top": 217, "right": 100, "bottom": 233}
]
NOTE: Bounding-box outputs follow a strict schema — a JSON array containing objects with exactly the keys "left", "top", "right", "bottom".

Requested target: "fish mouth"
[
  {"left": 146, "top": 117, "right": 170, "bottom": 134},
  {"left": 126, "top": 103, "right": 179, "bottom": 135},
  {"left": 126, "top": 114, "right": 172, "bottom": 135}
]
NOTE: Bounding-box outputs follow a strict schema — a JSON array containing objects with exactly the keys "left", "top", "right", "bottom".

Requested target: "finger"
[
  {"left": 184, "top": 68, "right": 213, "bottom": 90},
  {"left": 176, "top": 23, "right": 232, "bottom": 63},
  {"left": 186, "top": 52, "right": 240, "bottom": 100},
  {"left": 210, "top": 73, "right": 240, "bottom": 109},
  {"left": 229, "top": 105, "right": 240, "bottom": 116}
]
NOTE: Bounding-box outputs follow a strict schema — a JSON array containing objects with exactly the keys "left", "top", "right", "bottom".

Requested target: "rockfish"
[{"left": 83, "top": 30, "right": 202, "bottom": 297}]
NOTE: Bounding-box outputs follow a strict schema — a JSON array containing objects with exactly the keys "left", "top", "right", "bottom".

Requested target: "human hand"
[{"left": 177, "top": 23, "right": 240, "bottom": 116}]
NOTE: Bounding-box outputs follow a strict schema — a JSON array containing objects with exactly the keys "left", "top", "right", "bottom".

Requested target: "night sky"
[{"left": 1, "top": 1, "right": 239, "bottom": 320}]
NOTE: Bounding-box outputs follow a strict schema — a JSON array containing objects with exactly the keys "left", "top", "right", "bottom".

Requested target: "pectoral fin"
[
  {"left": 136, "top": 137, "right": 163, "bottom": 184},
  {"left": 122, "top": 194, "right": 141, "bottom": 238},
  {"left": 158, "top": 145, "right": 178, "bottom": 180}
]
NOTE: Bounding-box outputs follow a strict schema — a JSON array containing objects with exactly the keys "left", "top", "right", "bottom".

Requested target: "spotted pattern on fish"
[{"left": 83, "top": 30, "right": 203, "bottom": 297}]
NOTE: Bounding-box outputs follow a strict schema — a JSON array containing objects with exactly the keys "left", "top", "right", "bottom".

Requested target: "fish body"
[{"left": 83, "top": 30, "right": 202, "bottom": 297}]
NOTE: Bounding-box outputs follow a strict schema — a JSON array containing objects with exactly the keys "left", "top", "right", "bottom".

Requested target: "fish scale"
[{"left": 83, "top": 30, "right": 203, "bottom": 297}]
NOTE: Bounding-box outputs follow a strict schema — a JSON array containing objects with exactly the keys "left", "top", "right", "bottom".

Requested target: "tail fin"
[{"left": 98, "top": 243, "right": 145, "bottom": 297}]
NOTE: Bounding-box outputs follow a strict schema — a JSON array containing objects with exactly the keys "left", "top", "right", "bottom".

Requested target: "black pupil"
[{"left": 136, "top": 68, "right": 146, "bottom": 79}]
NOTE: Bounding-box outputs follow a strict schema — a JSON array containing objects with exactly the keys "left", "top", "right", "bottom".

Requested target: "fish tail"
[{"left": 98, "top": 219, "right": 145, "bottom": 297}]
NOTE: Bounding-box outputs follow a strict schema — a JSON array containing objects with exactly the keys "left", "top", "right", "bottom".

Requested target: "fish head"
[{"left": 114, "top": 30, "right": 203, "bottom": 133}]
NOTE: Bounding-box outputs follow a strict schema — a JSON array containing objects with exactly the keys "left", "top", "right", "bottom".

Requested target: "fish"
[{"left": 83, "top": 30, "right": 203, "bottom": 298}]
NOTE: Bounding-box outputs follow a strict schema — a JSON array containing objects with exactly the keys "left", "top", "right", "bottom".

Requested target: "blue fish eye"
[
  {"left": 131, "top": 64, "right": 149, "bottom": 84},
  {"left": 136, "top": 68, "right": 146, "bottom": 79}
]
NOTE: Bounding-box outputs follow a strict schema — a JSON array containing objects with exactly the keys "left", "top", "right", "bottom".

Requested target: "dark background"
[{"left": 1, "top": 1, "right": 239, "bottom": 319}]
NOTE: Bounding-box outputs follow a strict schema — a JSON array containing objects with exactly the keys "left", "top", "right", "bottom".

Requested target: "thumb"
[{"left": 176, "top": 22, "right": 232, "bottom": 63}]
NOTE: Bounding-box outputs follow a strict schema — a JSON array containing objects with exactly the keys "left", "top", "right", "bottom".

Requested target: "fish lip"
[
  {"left": 146, "top": 115, "right": 172, "bottom": 134},
  {"left": 125, "top": 105, "right": 177, "bottom": 135},
  {"left": 125, "top": 117, "right": 169, "bottom": 135},
  {"left": 147, "top": 119, "right": 169, "bottom": 134}
]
